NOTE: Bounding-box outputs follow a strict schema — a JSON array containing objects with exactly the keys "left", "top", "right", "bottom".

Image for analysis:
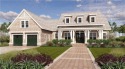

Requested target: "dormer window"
[
  {"left": 65, "top": 17, "right": 70, "bottom": 23},
  {"left": 77, "top": 17, "right": 82, "bottom": 23},
  {"left": 91, "top": 17, "right": 95, "bottom": 22},
  {"left": 89, "top": 15, "right": 96, "bottom": 23},
  {"left": 21, "top": 20, "right": 29, "bottom": 28}
]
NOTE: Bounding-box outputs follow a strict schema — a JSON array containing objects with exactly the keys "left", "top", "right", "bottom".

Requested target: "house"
[{"left": 7, "top": 9, "right": 111, "bottom": 46}]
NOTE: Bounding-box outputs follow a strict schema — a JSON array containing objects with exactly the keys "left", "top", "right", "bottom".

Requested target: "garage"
[
  {"left": 27, "top": 35, "right": 37, "bottom": 46},
  {"left": 14, "top": 35, "right": 23, "bottom": 46}
]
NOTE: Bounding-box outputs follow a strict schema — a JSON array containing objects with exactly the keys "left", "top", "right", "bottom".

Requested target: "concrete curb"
[
  {"left": 45, "top": 47, "right": 72, "bottom": 69},
  {"left": 87, "top": 48, "right": 101, "bottom": 69}
]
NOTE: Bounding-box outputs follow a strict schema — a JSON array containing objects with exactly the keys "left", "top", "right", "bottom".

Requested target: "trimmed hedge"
[
  {"left": 87, "top": 39, "right": 125, "bottom": 48},
  {"left": 46, "top": 39, "right": 72, "bottom": 46}
]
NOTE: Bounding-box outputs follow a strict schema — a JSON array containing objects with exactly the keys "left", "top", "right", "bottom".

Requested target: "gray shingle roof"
[{"left": 25, "top": 9, "right": 111, "bottom": 31}]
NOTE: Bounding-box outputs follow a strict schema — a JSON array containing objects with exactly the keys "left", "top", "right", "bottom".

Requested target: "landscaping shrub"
[
  {"left": 101, "top": 61, "right": 125, "bottom": 69},
  {"left": 0, "top": 60, "right": 44, "bottom": 69},
  {"left": 51, "top": 39, "right": 72, "bottom": 46},
  {"left": 11, "top": 53, "right": 53, "bottom": 66},
  {"left": 102, "top": 39, "right": 110, "bottom": 45},
  {"left": 87, "top": 39, "right": 125, "bottom": 48},
  {"left": 0, "top": 35, "right": 9, "bottom": 43},
  {"left": 1, "top": 42, "right": 9, "bottom": 46},
  {"left": 116, "top": 36, "right": 125, "bottom": 42},
  {"left": 32, "top": 54, "right": 53, "bottom": 66},
  {"left": 87, "top": 39, "right": 94, "bottom": 45},
  {"left": 96, "top": 54, "right": 117, "bottom": 66},
  {"left": 52, "top": 39, "right": 58, "bottom": 45},
  {"left": 46, "top": 41, "right": 53, "bottom": 46},
  {"left": 96, "top": 54, "right": 125, "bottom": 69},
  {"left": 109, "top": 41, "right": 121, "bottom": 47}
]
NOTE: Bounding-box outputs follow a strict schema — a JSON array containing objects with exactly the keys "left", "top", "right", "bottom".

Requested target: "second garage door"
[{"left": 27, "top": 35, "right": 37, "bottom": 46}]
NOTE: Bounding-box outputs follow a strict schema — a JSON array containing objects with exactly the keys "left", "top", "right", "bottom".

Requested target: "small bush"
[
  {"left": 1, "top": 42, "right": 9, "bottom": 46},
  {"left": 52, "top": 39, "right": 58, "bottom": 45},
  {"left": 102, "top": 39, "right": 110, "bottom": 45},
  {"left": 46, "top": 41, "right": 53, "bottom": 46},
  {"left": 65, "top": 40, "right": 72, "bottom": 45},
  {"left": 87, "top": 39, "right": 94, "bottom": 45}
]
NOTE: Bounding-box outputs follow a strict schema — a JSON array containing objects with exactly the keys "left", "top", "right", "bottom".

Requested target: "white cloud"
[
  {"left": 76, "top": 4, "right": 82, "bottom": 7},
  {"left": 107, "top": 0, "right": 113, "bottom": 5},
  {"left": 0, "top": 11, "right": 18, "bottom": 22},
  {"left": 40, "top": 14, "right": 51, "bottom": 19},
  {"left": 35, "top": 0, "right": 52, "bottom": 3},
  {"left": 76, "top": 0, "right": 82, "bottom": 2},
  {"left": 45, "top": 0, "right": 52, "bottom": 2},
  {"left": 35, "top": 0, "right": 40, "bottom": 3}
]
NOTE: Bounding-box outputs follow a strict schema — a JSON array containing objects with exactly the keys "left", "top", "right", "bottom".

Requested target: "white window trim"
[
  {"left": 89, "top": 16, "right": 96, "bottom": 23},
  {"left": 90, "top": 31, "right": 97, "bottom": 39},
  {"left": 65, "top": 17, "right": 70, "bottom": 23},
  {"left": 103, "top": 32, "right": 107, "bottom": 39},
  {"left": 77, "top": 17, "right": 83, "bottom": 23},
  {"left": 64, "top": 32, "right": 70, "bottom": 40},
  {"left": 20, "top": 20, "right": 29, "bottom": 28}
]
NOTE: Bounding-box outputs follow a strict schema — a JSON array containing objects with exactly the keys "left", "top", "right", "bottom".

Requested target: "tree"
[
  {"left": 118, "top": 24, "right": 125, "bottom": 36},
  {"left": 109, "top": 22, "right": 118, "bottom": 33},
  {"left": 0, "top": 22, "right": 11, "bottom": 32}
]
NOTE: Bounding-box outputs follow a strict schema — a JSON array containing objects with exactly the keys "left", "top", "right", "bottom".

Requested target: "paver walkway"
[{"left": 47, "top": 43, "right": 96, "bottom": 69}]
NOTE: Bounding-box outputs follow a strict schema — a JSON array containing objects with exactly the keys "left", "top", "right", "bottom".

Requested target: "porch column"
[
  {"left": 99, "top": 30, "right": 103, "bottom": 39},
  {"left": 72, "top": 30, "right": 75, "bottom": 43},
  {"left": 85, "top": 30, "right": 87, "bottom": 44},
  {"left": 23, "top": 32, "right": 26, "bottom": 46},
  {"left": 70, "top": 30, "right": 73, "bottom": 40},
  {"left": 87, "top": 30, "right": 90, "bottom": 40},
  {"left": 58, "top": 30, "right": 62, "bottom": 39}
]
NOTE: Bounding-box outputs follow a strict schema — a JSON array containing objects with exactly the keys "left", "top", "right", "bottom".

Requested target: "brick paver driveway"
[
  {"left": 0, "top": 46, "right": 35, "bottom": 54},
  {"left": 47, "top": 43, "right": 96, "bottom": 69}
]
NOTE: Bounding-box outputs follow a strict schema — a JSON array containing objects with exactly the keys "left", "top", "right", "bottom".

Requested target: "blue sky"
[{"left": 0, "top": 0, "right": 125, "bottom": 25}]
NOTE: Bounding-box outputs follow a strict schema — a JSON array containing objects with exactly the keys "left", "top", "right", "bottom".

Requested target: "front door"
[{"left": 75, "top": 31, "right": 85, "bottom": 43}]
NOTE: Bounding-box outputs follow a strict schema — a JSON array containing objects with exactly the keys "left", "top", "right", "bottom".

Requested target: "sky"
[{"left": 0, "top": 0, "right": 125, "bottom": 25}]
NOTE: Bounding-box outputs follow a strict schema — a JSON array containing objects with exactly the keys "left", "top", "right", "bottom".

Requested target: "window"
[
  {"left": 21, "top": 21, "right": 29, "bottom": 28},
  {"left": 103, "top": 33, "right": 107, "bottom": 39},
  {"left": 90, "top": 32, "right": 97, "bottom": 40},
  {"left": 21, "top": 21, "right": 24, "bottom": 28},
  {"left": 64, "top": 32, "right": 70, "bottom": 40},
  {"left": 65, "top": 17, "right": 70, "bottom": 23},
  {"left": 89, "top": 16, "right": 96, "bottom": 22},
  {"left": 91, "top": 17, "right": 95, "bottom": 22},
  {"left": 26, "top": 21, "right": 28, "bottom": 27},
  {"left": 55, "top": 32, "right": 58, "bottom": 39},
  {"left": 77, "top": 17, "right": 82, "bottom": 23}
]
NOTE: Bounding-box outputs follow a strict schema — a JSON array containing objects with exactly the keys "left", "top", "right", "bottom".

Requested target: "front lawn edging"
[
  {"left": 87, "top": 48, "right": 101, "bottom": 69},
  {"left": 45, "top": 47, "right": 72, "bottom": 69}
]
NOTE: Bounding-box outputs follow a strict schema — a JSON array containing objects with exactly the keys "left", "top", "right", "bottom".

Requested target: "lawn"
[
  {"left": 89, "top": 48, "right": 125, "bottom": 58},
  {"left": 0, "top": 46, "right": 70, "bottom": 61}
]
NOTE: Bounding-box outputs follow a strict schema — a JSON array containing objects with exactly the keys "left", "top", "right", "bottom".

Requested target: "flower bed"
[{"left": 96, "top": 54, "right": 125, "bottom": 69}]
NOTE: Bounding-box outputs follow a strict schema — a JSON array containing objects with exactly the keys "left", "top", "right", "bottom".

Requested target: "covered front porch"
[{"left": 57, "top": 25, "right": 105, "bottom": 44}]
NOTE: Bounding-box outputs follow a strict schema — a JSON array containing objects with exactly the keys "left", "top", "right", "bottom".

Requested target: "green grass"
[
  {"left": 0, "top": 46, "right": 70, "bottom": 61},
  {"left": 89, "top": 48, "right": 125, "bottom": 58}
]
